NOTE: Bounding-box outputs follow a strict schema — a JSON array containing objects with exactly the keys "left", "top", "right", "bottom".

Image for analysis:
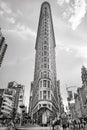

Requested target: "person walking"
[{"left": 61, "top": 116, "right": 68, "bottom": 130}]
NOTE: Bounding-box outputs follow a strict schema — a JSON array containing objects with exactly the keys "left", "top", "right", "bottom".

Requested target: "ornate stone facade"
[{"left": 29, "top": 2, "right": 61, "bottom": 125}]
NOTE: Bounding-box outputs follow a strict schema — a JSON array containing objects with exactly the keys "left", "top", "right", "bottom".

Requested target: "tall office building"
[
  {"left": 0, "top": 89, "right": 4, "bottom": 114},
  {"left": 81, "top": 66, "right": 87, "bottom": 86},
  {"left": 1, "top": 88, "right": 16, "bottom": 117},
  {"left": 0, "top": 28, "right": 7, "bottom": 67},
  {"left": 8, "top": 81, "right": 25, "bottom": 114},
  {"left": 29, "top": 2, "right": 61, "bottom": 125}
]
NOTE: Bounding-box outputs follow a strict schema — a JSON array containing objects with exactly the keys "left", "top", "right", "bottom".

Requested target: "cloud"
[
  {"left": 0, "top": 1, "right": 23, "bottom": 20},
  {"left": 17, "top": 10, "right": 23, "bottom": 16},
  {"left": 63, "top": 6, "right": 74, "bottom": 19},
  {"left": 0, "top": 10, "right": 4, "bottom": 16},
  {"left": 15, "top": 23, "right": 36, "bottom": 38},
  {"left": 57, "top": 0, "right": 64, "bottom": 6},
  {"left": 57, "top": 0, "right": 70, "bottom": 6},
  {"left": 75, "top": 46, "right": 87, "bottom": 59},
  {"left": 57, "top": 0, "right": 87, "bottom": 30},
  {"left": 69, "top": 0, "right": 87, "bottom": 30},
  {"left": 0, "top": 1, "right": 12, "bottom": 14},
  {"left": 3, "top": 22, "right": 36, "bottom": 40},
  {"left": 0, "top": 0, "right": 36, "bottom": 39},
  {"left": 7, "top": 17, "right": 16, "bottom": 24},
  {"left": 65, "top": 0, "right": 70, "bottom": 3},
  {"left": 3, "top": 56, "right": 31, "bottom": 67},
  {"left": 56, "top": 37, "right": 87, "bottom": 62},
  {"left": 56, "top": 41, "right": 72, "bottom": 54}
]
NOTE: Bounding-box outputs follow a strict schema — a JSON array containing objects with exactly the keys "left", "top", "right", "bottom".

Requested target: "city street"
[
  {"left": 17, "top": 126, "right": 51, "bottom": 130},
  {"left": 0, "top": 1, "right": 87, "bottom": 130},
  {"left": 0, "top": 125, "right": 87, "bottom": 130},
  {"left": 16, "top": 125, "right": 87, "bottom": 130}
]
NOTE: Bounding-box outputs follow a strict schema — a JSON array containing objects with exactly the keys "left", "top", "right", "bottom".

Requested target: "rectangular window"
[
  {"left": 40, "top": 91, "right": 42, "bottom": 99},
  {"left": 42, "top": 52, "right": 43, "bottom": 56},
  {"left": 44, "top": 46, "right": 47, "bottom": 50},
  {"left": 43, "top": 80, "right": 46, "bottom": 87},
  {"left": 48, "top": 65, "right": 49, "bottom": 68},
  {"left": 41, "top": 58, "right": 43, "bottom": 62},
  {"left": 48, "top": 81, "right": 50, "bottom": 88},
  {"left": 44, "top": 41, "right": 47, "bottom": 44},
  {"left": 43, "top": 90, "right": 46, "bottom": 99},
  {"left": 44, "top": 57, "right": 47, "bottom": 62},
  {"left": 41, "top": 72, "right": 43, "bottom": 77},
  {"left": 44, "top": 51, "right": 47, "bottom": 55},
  {"left": 48, "top": 91, "right": 50, "bottom": 99},
  {"left": 48, "top": 72, "right": 49, "bottom": 78},
  {"left": 44, "top": 64, "right": 47, "bottom": 68},
  {"left": 40, "top": 81, "right": 42, "bottom": 87},
  {"left": 41, "top": 64, "right": 43, "bottom": 68}
]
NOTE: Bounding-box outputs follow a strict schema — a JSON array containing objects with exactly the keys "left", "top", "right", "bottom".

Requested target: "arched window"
[
  {"left": 43, "top": 80, "right": 46, "bottom": 87},
  {"left": 44, "top": 71, "right": 47, "bottom": 77}
]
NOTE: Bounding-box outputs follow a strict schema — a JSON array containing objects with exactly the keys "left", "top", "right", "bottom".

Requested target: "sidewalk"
[
  {"left": 0, "top": 127, "right": 8, "bottom": 130},
  {"left": 16, "top": 123, "right": 39, "bottom": 129}
]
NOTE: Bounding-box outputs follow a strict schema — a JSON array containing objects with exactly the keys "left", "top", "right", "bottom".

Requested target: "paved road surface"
[
  {"left": 0, "top": 125, "right": 87, "bottom": 130},
  {"left": 17, "top": 125, "right": 87, "bottom": 130},
  {"left": 17, "top": 126, "right": 51, "bottom": 130}
]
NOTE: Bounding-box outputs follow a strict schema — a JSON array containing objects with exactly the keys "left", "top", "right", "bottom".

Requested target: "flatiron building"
[{"left": 29, "top": 1, "right": 61, "bottom": 125}]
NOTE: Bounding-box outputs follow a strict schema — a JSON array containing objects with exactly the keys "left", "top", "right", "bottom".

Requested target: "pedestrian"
[
  {"left": 62, "top": 116, "right": 68, "bottom": 130},
  {"left": 74, "top": 119, "right": 80, "bottom": 130},
  {"left": 52, "top": 117, "right": 57, "bottom": 130},
  {"left": 56, "top": 116, "right": 62, "bottom": 130},
  {"left": 7, "top": 120, "right": 15, "bottom": 130},
  {"left": 80, "top": 118, "right": 85, "bottom": 130}
]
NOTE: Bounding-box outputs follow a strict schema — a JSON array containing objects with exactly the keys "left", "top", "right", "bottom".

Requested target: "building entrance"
[{"left": 37, "top": 107, "right": 51, "bottom": 126}]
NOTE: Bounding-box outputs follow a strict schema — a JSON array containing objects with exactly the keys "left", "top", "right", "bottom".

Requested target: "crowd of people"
[
  {"left": 51, "top": 115, "right": 87, "bottom": 130},
  {"left": 1, "top": 111, "right": 87, "bottom": 130}
]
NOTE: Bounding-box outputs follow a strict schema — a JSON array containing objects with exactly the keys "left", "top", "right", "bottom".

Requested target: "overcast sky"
[{"left": 0, "top": 0, "right": 87, "bottom": 108}]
